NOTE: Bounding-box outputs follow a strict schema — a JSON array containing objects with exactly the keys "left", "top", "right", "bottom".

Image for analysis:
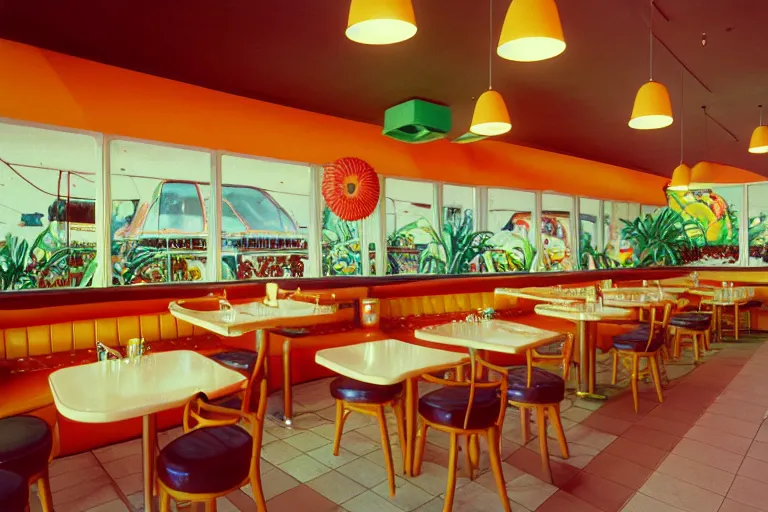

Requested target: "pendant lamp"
[
  {"left": 471, "top": 0, "right": 512, "bottom": 136},
  {"left": 748, "top": 104, "right": 768, "bottom": 154},
  {"left": 629, "top": 0, "right": 673, "bottom": 130},
  {"left": 668, "top": 69, "right": 690, "bottom": 191},
  {"left": 346, "top": 0, "right": 417, "bottom": 45},
  {"left": 497, "top": 0, "right": 566, "bottom": 62},
  {"left": 689, "top": 106, "right": 715, "bottom": 189}
]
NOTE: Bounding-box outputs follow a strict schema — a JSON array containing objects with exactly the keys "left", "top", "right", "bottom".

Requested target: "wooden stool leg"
[
  {"left": 444, "top": 433, "right": 459, "bottom": 512},
  {"left": 36, "top": 469, "right": 53, "bottom": 512},
  {"left": 205, "top": 499, "right": 218, "bottom": 512},
  {"left": 734, "top": 303, "right": 740, "bottom": 341},
  {"left": 548, "top": 404, "right": 569, "bottom": 459},
  {"left": 693, "top": 333, "right": 700, "bottom": 362},
  {"left": 250, "top": 418, "right": 267, "bottom": 512},
  {"left": 332, "top": 400, "right": 346, "bottom": 456},
  {"left": 611, "top": 350, "right": 619, "bottom": 385},
  {"left": 159, "top": 487, "right": 171, "bottom": 512},
  {"left": 520, "top": 407, "right": 531, "bottom": 445},
  {"left": 392, "top": 400, "right": 407, "bottom": 474},
  {"left": 631, "top": 354, "right": 640, "bottom": 413},
  {"left": 673, "top": 330, "right": 682, "bottom": 360},
  {"left": 649, "top": 354, "right": 664, "bottom": 404},
  {"left": 375, "top": 406, "right": 396, "bottom": 497},
  {"left": 463, "top": 435, "right": 474, "bottom": 480},
  {"left": 536, "top": 407, "right": 552, "bottom": 483},
  {"left": 413, "top": 421, "right": 429, "bottom": 477},
  {"left": 704, "top": 329, "right": 711, "bottom": 351},
  {"left": 486, "top": 427, "right": 511, "bottom": 512}
]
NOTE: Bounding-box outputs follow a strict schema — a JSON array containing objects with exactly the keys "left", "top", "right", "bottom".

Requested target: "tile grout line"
[{"left": 91, "top": 448, "right": 138, "bottom": 512}]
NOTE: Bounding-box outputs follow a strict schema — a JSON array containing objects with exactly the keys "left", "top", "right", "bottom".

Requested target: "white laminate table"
[
  {"left": 315, "top": 339, "right": 467, "bottom": 477},
  {"left": 534, "top": 303, "right": 632, "bottom": 399},
  {"left": 495, "top": 287, "right": 582, "bottom": 305},
  {"left": 49, "top": 351, "right": 245, "bottom": 512},
  {"left": 414, "top": 319, "right": 562, "bottom": 355}
]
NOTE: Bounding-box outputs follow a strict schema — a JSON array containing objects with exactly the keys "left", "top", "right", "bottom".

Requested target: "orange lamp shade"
[
  {"left": 689, "top": 161, "right": 718, "bottom": 189},
  {"left": 749, "top": 125, "right": 768, "bottom": 154},
  {"left": 667, "top": 163, "right": 691, "bottom": 191},
  {"left": 497, "top": 0, "right": 566, "bottom": 62},
  {"left": 629, "top": 81, "right": 674, "bottom": 130},
  {"left": 346, "top": 0, "right": 417, "bottom": 45},
  {"left": 470, "top": 90, "right": 512, "bottom": 136}
]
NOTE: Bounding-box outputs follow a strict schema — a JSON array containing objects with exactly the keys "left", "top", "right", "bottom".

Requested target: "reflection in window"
[
  {"left": 441, "top": 185, "right": 488, "bottom": 274},
  {"left": 485, "top": 189, "right": 536, "bottom": 272},
  {"left": 322, "top": 206, "right": 361, "bottom": 276},
  {"left": 578, "top": 198, "right": 600, "bottom": 269},
  {"left": 0, "top": 123, "right": 100, "bottom": 290},
  {"left": 602, "top": 201, "right": 640, "bottom": 267},
  {"left": 111, "top": 140, "right": 211, "bottom": 285},
  {"left": 386, "top": 178, "right": 436, "bottom": 275},
  {"left": 540, "top": 193, "right": 574, "bottom": 271},
  {"left": 220, "top": 155, "right": 309, "bottom": 280},
  {"left": 748, "top": 184, "right": 768, "bottom": 266}
]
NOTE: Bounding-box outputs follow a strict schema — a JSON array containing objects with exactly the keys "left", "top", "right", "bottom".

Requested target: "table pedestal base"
[
  {"left": 142, "top": 413, "right": 157, "bottom": 512},
  {"left": 576, "top": 321, "right": 607, "bottom": 401}
]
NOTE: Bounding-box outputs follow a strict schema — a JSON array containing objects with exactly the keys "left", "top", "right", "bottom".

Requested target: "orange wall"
[{"left": 0, "top": 38, "right": 668, "bottom": 204}]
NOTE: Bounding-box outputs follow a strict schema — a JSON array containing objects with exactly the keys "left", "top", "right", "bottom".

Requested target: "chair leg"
[
  {"left": 332, "top": 400, "right": 347, "bottom": 456},
  {"left": 159, "top": 487, "right": 171, "bottom": 512},
  {"left": 631, "top": 354, "right": 640, "bottom": 413},
  {"left": 375, "top": 406, "right": 397, "bottom": 497},
  {"left": 205, "top": 499, "right": 218, "bottom": 512},
  {"left": 673, "top": 329, "right": 682, "bottom": 360},
  {"left": 693, "top": 333, "right": 700, "bottom": 362},
  {"left": 36, "top": 469, "right": 53, "bottom": 512},
  {"left": 392, "top": 399, "right": 407, "bottom": 474},
  {"left": 704, "top": 329, "right": 711, "bottom": 351},
  {"left": 463, "top": 435, "right": 474, "bottom": 480},
  {"left": 444, "top": 433, "right": 459, "bottom": 512},
  {"left": 548, "top": 404, "right": 569, "bottom": 459},
  {"left": 520, "top": 407, "right": 530, "bottom": 445},
  {"left": 535, "top": 407, "right": 552, "bottom": 483},
  {"left": 734, "top": 304, "right": 740, "bottom": 341},
  {"left": 413, "top": 421, "right": 429, "bottom": 477},
  {"left": 250, "top": 417, "right": 267, "bottom": 512},
  {"left": 649, "top": 354, "right": 664, "bottom": 404},
  {"left": 486, "top": 427, "right": 511, "bottom": 512},
  {"left": 611, "top": 350, "right": 619, "bottom": 385}
]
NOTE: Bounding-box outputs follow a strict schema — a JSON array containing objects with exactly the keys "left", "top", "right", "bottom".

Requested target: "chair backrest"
[
  {"left": 241, "top": 330, "right": 270, "bottom": 420},
  {"left": 643, "top": 302, "right": 672, "bottom": 351}
]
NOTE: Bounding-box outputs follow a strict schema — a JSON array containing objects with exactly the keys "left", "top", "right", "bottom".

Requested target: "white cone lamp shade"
[
  {"left": 470, "top": 90, "right": 512, "bottom": 136},
  {"left": 629, "top": 81, "right": 674, "bottom": 130},
  {"left": 497, "top": 0, "right": 566, "bottom": 62},
  {"left": 346, "top": 0, "right": 417, "bottom": 45},
  {"left": 667, "top": 163, "right": 691, "bottom": 191},
  {"left": 749, "top": 125, "right": 768, "bottom": 154}
]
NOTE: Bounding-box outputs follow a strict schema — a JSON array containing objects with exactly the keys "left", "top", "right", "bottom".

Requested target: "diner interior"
[{"left": 2, "top": 1, "right": 768, "bottom": 511}]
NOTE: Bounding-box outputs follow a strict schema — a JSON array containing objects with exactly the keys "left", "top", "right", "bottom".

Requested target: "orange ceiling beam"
[{"left": 0, "top": 38, "right": 669, "bottom": 204}]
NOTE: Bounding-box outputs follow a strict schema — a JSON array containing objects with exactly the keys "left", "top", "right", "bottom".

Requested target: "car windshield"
[{"left": 222, "top": 186, "right": 297, "bottom": 232}]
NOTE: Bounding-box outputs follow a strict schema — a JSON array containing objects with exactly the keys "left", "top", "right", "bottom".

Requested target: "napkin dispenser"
[{"left": 360, "top": 299, "right": 380, "bottom": 329}]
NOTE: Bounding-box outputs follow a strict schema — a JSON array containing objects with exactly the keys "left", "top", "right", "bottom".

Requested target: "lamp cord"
[
  {"left": 703, "top": 106, "right": 708, "bottom": 161},
  {"left": 680, "top": 68, "right": 684, "bottom": 164},
  {"left": 760, "top": 104, "right": 764, "bottom": 127},
  {"left": 489, "top": 0, "right": 493, "bottom": 90},
  {"left": 649, "top": 0, "right": 654, "bottom": 81}
]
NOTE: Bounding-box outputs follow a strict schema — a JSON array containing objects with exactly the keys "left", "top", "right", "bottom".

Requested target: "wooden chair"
[
  {"left": 611, "top": 303, "right": 672, "bottom": 412},
  {"left": 530, "top": 334, "right": 576, "bottom": 385},
  {"left": 329, "top": 377, "right": 406, "bottom": 496},
  {"left": 0, "top": 416, "right": 54, "bottom": 512},
  {"left": 509, "top": 337, "right": 572, "bottom": 483},
  {"left": 157, "top": 334, "right": 270, "bottom": 512},
  {"left": 413, "top": 355, "right": 510, "bottom": 512},
  {"left": 669, "top": 310, "right": 713, "bottom": 362}
]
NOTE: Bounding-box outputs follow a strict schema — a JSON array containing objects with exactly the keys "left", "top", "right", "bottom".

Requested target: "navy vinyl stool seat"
[
  {"left": 0, "top": 470, "right": 27, "bottom": 512},
  {"left": 0, "top": 416, "right": 53, "bottom": 512}
]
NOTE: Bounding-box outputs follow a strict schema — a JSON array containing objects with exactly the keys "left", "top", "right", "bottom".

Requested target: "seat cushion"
[
  {"left": 330, "top": 377, "right": 402, "bottom": 404},
  {"left": 418, "top": 387, "right": 501, "bottom": 430},
  {"left": 612, "top": 327, "right": 665, "bottom": 352},
  {"left": 209, "top": 350, "right": 258, "bottom": 374},
  {"left": 0, "top": 416, "right": 52, "bottom": 479},
  {"left": 157, "top": 425, "right": 252, "bottom": 494},
  {"left": 506, "top": 367, "right": 565, "bottom": 404},
  {"left": 669, "top": 313, "right": 710, "bottom": 330},
  {"left": 741, "top": 300, "right": 762, "bottom": 310},
  {"left": 0, "top": 469, "right": 27, "bottom": 512}
]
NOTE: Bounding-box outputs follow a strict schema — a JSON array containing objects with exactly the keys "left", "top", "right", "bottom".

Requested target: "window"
[
  {"left": 221, "top": 155, "right": 310, "bottom": 280},
  {"left": 386, "top": 178, "right": 436, "bottom": 274},
  {"left": 540, "top": 193, "right": 574, "bottom": 271},
  {"left": 0, "top": 123, "right": 100, "bottom": 290},
  {"left": 485, "top": 189, "right": 536, "bottom": 272},
  {"left": 578, "top": 198, "right": 600, "bottom": 269},
  {"left": 748, "top": 184, "right": 768, "bottom": 266},
  {"left": 442, "top": 184, "right": 482, "bottom": 274},
  {"left": 602, "top": 201, "right": 640, "bottom": 267},
  {"left": 111, "top": 140, "right": 211, "bottom": 285}
]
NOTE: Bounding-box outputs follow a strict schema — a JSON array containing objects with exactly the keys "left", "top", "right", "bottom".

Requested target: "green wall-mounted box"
[{"left": 382, "top": 99, "right": 452, "bottom": 144}]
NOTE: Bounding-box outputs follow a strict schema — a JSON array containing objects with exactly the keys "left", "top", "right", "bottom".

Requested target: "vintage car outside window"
[
  {"left": 156, "top": 182, "right": 204, "bottom": 232},
  {"left": 222, "top": 186, "right": 292, "bottom": 232}
]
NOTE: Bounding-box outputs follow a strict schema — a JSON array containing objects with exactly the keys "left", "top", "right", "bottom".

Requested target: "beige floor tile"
[
  {"left": 344, "top": 490, "right": 403, "bottom": 512},
  {"left": 311, "top": 423, "right": 339, "bottom": 441},
  {"left": 565, "top": 424, "right": 618, "bottom": 451},
  {"left": 640, "top": 472, "right": 724, "bottom": 512},
  {"left": 451, "top": 481, "right": 521, "bottom": 512},
  {"left": 285, "top": 431, "right": 332, "bottom": 452},
  {"left": 56, "top": 483, "right": 120, "bottom": 512},
  {"left": 372, "top": 477, "right": 433, "bottom": 511},
  {"left": 408, "top": 462, "right": 470, "bottom": 497},
  {"left": 278, "top": 454, "right": 332, "bottom": 483},
  {"left": 101, "top": 453, "right": 142, "bottom": 480},
  {"left": 261, "top": 440, "right": 303, "bottom": 465},
  {"left": 83, "top": 499, "right": 130, "bottom": 512},
  {"left": 245, "top": 468, "right": 300, "bottom": 501},
  {"left": 355, "top": 423, "right": 402, "bottom": 445},
  {"left": 49, "top": 452, "right": 100, "bottom": 478},
  {"left": 307, "top": 471, "right": 366, "bottom": 504},
  {"left": 113, "top": 471, "right": 144, "bottom": 496},
  {"left": 335, "top": 431, "right": 380, "bottom": 456},
  {"left": 92, "top": 438, "right": 142, "bottom": 464},
  {"left": 214, "top": 497, "right": 241, "bottom": 512},
  {"left": 292, "top": 413, "right": 333, "bottom": 430},
  {"left": 307, "top": 444, "right": 360, "bottom": 469},
  {"left": 363, "top": 446, "right": 404, "bottom": 474},
  {"left": 505, "top": 471, "right": 558, "bottom": 510},
  {"left": 622, "top": 492, "right": 685, "bottom": 511},
  {"left": 50, "top": 465, "right": 108, "bottom": 493},
  {"left": 525, "top": 436, "right": 600, "bottom": 469},
  {"left": 337, "top": 457, "right": 390, "bottom": 488}
]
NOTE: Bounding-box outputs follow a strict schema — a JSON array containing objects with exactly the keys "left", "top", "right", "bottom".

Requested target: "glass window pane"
[
  {"left": 578, "top": 198, "right": 599, "bottom": 269},
  {"left": 111, "top": 140, "right": 211, "bottom": 284},
  {"left": 221, "top": 155, "right": 310, "bottom": 280},
  {"left": 386, "top": 178, "right": 436, "bottom": 275},
  {"left": 540, "top": 193, "right": 574, "bottom": 271},
  {"left": 442, "top": 184, "right": 482, "bottom": 274},
  {"left": 602, "top": 201, "right": 641, "bottom": 267},
  {"left": 485, "top": 189, "right": 536, "bottom": 272},
  {"left": 322, "top": 164, "right": 362, "bottom": 276},
  {"left": 0, "top": 123, "right": 101, "bottom": 290},
  {"left": 749, "top": 183, "right": 768, "bottom": 266}
]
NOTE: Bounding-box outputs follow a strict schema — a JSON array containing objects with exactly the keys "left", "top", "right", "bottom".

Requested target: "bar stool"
[
  {"left": 330, "top": 377, "right": 406, "bottom": 497},
  {"left": 741, "top": 300, "right": 763, "bottom": 333},
  {"left": 0, "top": 416, "right": 53, "bottom": 512},
  {"left": 0, "top": 470, "right": 28, "bottom": 512},
  {"left": 669, "top": 312, "right": 713, "bottom": 361}
]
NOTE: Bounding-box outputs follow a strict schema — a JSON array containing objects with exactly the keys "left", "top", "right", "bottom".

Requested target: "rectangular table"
[
  {"left": 49, "top": 351, "right": 245, "bottom": 512},
  {"left": 414, "top": 319, "right": 562, "bottom": 354},
  {"left": 315, "top": 339, "right": 467, "bottom": 477}
]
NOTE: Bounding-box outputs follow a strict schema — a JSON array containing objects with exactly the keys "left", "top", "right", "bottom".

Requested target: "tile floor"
[{"left": 27, "top": 335, "right": 768, "bottom": 512}]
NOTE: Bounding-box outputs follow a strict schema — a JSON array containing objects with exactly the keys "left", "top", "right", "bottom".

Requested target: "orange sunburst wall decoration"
[{"left": 322, "top": 157, "right": 380, "bottom": 221}]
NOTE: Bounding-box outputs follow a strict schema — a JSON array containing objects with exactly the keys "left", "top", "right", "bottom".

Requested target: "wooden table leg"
[
  {"left": 576, "top": 321, "right": 589, "bottom": 394},
  {"left": 588, "top": 323, "right": 597, "bottom": 394},
  {"left": 283, "top": 339, "right": 293, "bottom": 423},
  {"left": 734, "top": 303, "right": 740, "bottom": 341},
  {"left": 405, "top": 378, "right": 418, "bottom": 476},
  {"left": 143, "top": 413, "right": 157, "bottom": 512}
]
